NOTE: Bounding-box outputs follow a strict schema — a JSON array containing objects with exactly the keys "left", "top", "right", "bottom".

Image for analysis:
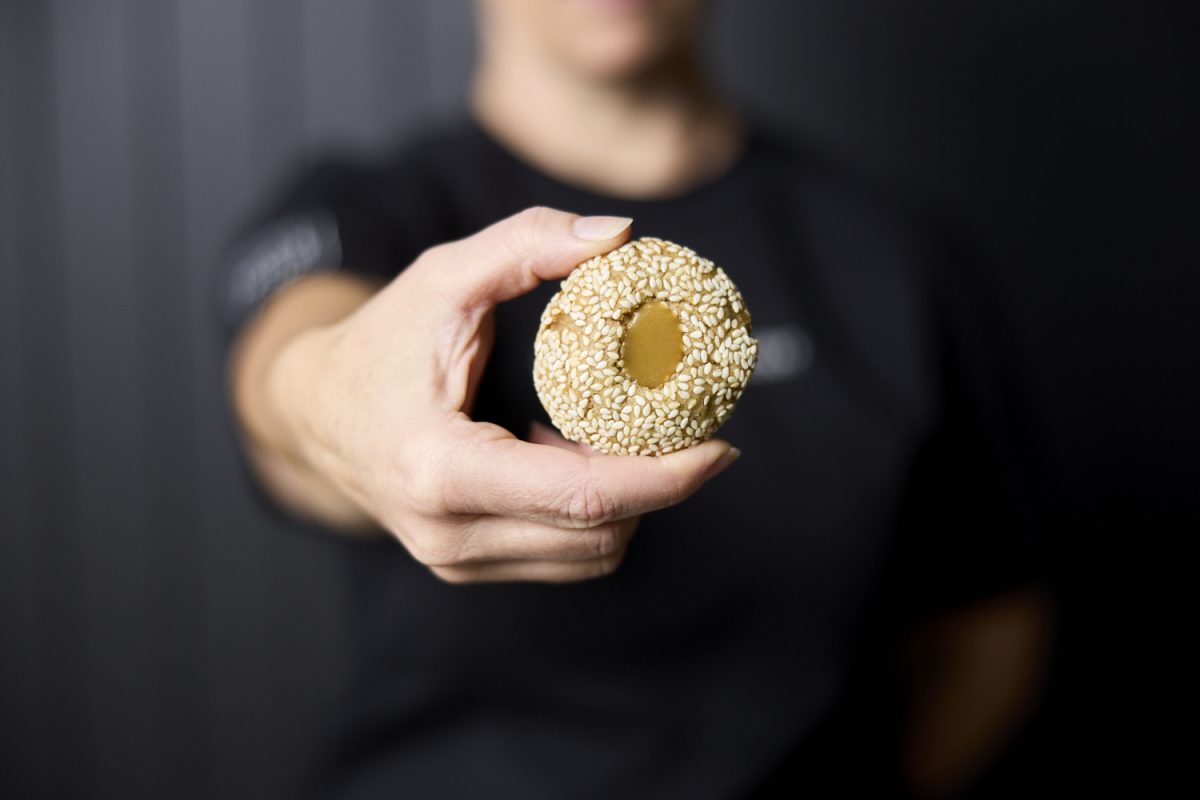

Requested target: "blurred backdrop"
[{"left": 1, "top": 1, "right": 1195, "bottom": 797}]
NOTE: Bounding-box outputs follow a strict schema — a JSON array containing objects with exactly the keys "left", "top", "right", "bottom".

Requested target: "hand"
[{"left": 270, "top": 207, "right": 740, "bottom": 583}]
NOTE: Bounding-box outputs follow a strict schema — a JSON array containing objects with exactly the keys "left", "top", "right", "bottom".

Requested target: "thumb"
[{"left": 419, "top": 207, "right": 632, "bottom": 310}]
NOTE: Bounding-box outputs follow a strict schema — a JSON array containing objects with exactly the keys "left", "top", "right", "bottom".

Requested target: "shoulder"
[
  {"left": 257, "top": 119, "right": 491, "bottom": 246},
  {"left": 750, "top": 122, "right": 990, "bottom": 319},
  {"left": 219, "top": 120, "right": 485, "bottom": 329},
  {"left": 254, "top": 119, "right": 484, "bottom": 214},
  {"left": 384, "top": 120, "right": 492, "bottom": 169},
  {"left": 369, "top": 121, "right": 487, "bottom": 188},
  {"left": 752, "top": 124, "right": 960, "bottom": 262}
]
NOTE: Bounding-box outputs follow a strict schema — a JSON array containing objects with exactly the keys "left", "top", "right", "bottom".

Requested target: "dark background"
[{"left": 1, "top": 1, "right": 1194, "bottom": 797}]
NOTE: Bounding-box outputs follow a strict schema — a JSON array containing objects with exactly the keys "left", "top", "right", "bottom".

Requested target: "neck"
[{"left": 470, "top": 37, "right": 744, "bottom": 199}]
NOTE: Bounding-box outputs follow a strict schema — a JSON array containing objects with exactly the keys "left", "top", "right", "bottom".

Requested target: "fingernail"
[
  {"left": 573, "top": 215, "right": 632, "bottom": 241},
  {"left": 705, "top": 446, "right": 741, "bottom": 480}
]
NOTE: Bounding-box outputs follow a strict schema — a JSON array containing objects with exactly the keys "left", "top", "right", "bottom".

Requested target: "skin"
[
  {"left": 903, "top": 587, "right": 1055, "bottom": 798},
  {"left": 234, "top": 210, "right": 739, "bottom": 583},
  {"left": 472, "top": 0, "right": 746, "bottom": 198},
  {"left": 228, "top": 0, "right": 1052, "bottom": 792}
]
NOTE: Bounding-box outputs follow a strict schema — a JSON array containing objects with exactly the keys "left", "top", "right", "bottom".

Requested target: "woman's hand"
[{"left": 253, "top": 207, "right": 739, "bottom": 583}]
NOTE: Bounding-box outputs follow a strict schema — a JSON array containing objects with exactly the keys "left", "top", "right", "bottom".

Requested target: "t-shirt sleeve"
[
  {"left": 886, "top": 231, "right": 1045, "bottom": 621},
  {"left": 215, "top": 154, "right": 454, "bottom": 334}
]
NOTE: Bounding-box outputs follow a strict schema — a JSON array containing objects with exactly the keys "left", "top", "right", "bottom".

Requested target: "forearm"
[{"left": 228, "top": 270, "right": 384, "bottom": 533}]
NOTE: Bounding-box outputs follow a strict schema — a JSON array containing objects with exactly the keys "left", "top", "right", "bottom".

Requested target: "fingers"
[
  {"left": 428, "top": 547, "right": 630, "bottom": 585},
  {"left": 415, "top": 207, "right": 632, "bottom": 310},
  {"left": 444, "top": 431, "right": 740, "bottom": 528},
  {"left": 450, "top": 516, "right": 638, "bottom": 564}
]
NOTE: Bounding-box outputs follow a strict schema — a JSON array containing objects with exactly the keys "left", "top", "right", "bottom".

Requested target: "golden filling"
[{"left": 621, "top": 301, "right": 683, "bottom": 388}]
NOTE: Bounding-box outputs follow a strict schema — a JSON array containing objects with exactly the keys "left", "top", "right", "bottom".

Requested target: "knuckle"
[
  {"left": 405, "top": 474, "right": 447, "bottom": 516},
  {"left": 507, "top": 206, "right": 555, "bottom": 255},
  {"left": 516, "top": 205, "right": 552, "bottom": 229},
  {"left": 590, "top": 525, "right": 622, "bottom": 559},
  {"left": 560, "top": 475, "right": 616, "bottom": 528}
]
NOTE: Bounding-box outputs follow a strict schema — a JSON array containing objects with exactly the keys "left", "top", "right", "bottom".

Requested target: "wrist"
[{"left": 264, "top": 322, "right": 337, "bottom": 463}]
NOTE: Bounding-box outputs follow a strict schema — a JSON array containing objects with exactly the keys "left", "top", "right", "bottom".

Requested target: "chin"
[{"left": 561, "top": 27, "right": 681, "bottom": 81}]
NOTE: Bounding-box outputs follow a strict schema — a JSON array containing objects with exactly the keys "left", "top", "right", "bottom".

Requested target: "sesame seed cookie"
[{"left": 533, "top": 237, "right": 757, "bottom": 455}]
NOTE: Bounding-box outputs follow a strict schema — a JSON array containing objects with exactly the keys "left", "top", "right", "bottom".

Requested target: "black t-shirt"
[{"left": 222, "top": 121, "right": 1035, "bottom": 798}]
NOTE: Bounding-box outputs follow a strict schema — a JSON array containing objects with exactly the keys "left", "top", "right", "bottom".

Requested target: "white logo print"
[
  {"left": 751, "top": 324, "right": 814, "bottom": 384},
  {"left": 225, "top": 209, "right": 342, "bottom": 324}
]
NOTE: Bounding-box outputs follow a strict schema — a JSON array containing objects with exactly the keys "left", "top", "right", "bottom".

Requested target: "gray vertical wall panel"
[
  {"left": 124, "top": 0, "right": 215, "bottom": 795},
  {"left": 51, "top": 1, "right": 158, "bottom": 795},
  {"left": 177, "top": 2, "right": 355, "bottom": 797},
  {"left": 427, "top": 0, "right": 474, "bottom": 117},
  {"left": 246, "top": 0, "right": 308, "bottom": 192},
  {"left": 301, "top": 0, "right": 378, "bottom": 151},
  {"left": 369, "top": 0, "right": 435, "bottom": 144},
  {"left": 0, "top": 3, "right": 42, "bottom": 796},
  {"left": 244, "top": 1, "right": 359, "bottom": 795},
  {"left": 176, "top": 3, "right": 272, "bottom": 796},
  {"left": 5, "top": 1, "right": 92, "bottom": 796}
]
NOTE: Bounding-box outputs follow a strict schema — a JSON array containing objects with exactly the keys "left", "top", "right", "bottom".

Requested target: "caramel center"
[{"left": 622, "top": 302, "right": 684, "bottom": 388}]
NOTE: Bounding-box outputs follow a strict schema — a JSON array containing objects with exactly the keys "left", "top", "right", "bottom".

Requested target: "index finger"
[
  {"left": 443, "top": 426, "right": 739, "bottom": 528},
  {"left": 413, "top": 207, "right": 633, "bottom": 312}
]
